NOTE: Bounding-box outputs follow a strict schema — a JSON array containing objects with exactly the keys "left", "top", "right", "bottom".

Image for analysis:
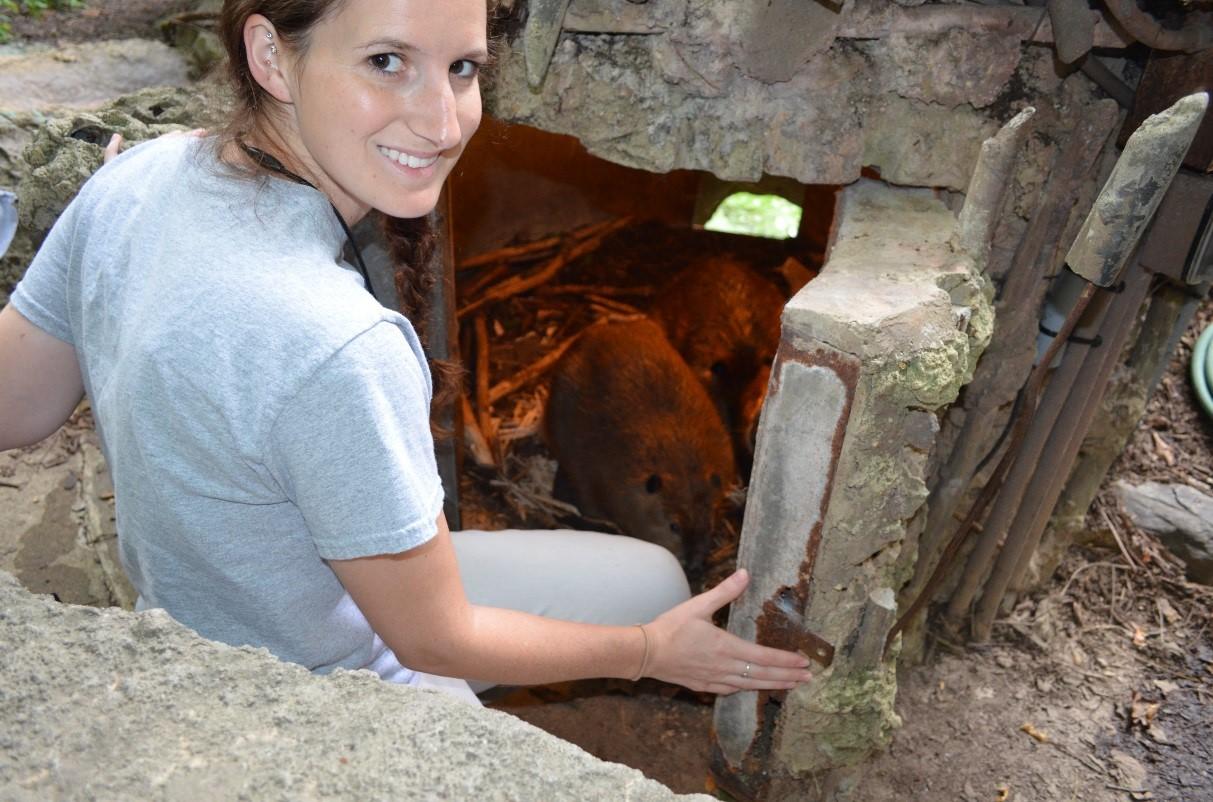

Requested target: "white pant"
[{"left": 410, "top": 529, "right": 692, "bottom": 703}]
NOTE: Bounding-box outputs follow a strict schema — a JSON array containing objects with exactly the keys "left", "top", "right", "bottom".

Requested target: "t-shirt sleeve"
[
  {"left": 265, "top": 321, "right": 444, "bottom": 560},
  {"left": 9, "top": 198, "right": 76, "bottom": 344}
]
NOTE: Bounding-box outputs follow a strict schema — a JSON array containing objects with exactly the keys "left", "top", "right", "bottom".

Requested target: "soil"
[
  {"left": 6, "top": 3, "right": 1213, "bottom": 801},
  {"left": 6, "top": 0, "right": 195, "bottom": 45}
]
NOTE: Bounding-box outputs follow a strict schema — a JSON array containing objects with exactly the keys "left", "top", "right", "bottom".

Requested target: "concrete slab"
[{"left": 0, "top": 570, "right": 710, "bottom": 801}]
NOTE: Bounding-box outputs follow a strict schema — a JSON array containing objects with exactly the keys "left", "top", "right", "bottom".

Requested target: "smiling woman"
[{"left": 0, "top": 0, "right": 814, "bottom": 705}]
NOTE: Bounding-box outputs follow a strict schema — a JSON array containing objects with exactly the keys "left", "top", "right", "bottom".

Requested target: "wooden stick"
[
  {"left": 457, "top": 216, "right": 632, "bottom": 271},
  {"left": 460, "top": 264, "right": 509, "bottom": 302},
  {"left": 539, "top": 284, "right": 656, "bottom": 297},
  {"left": 488, "top": 335, "right": 578, "bottom": 404},
  {"left": 459, "top": 393, "right": 496, "bottom": 468},
  {"left": 473, "top": 315, "right": 498, "bottom": 462},
  {"left": 458, "top": 234, "right": 561, "bottom": 270},
  {"left": 456, "top": 217, "right": 632, "bottom": 320}
]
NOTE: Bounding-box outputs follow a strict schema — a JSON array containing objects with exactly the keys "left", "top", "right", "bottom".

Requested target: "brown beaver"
[
  {"left": 543, "top": 318, "right": 738, "bottom": 574},
  {"left": 649, "top": 256, "right": 786, "bottom": 473}
]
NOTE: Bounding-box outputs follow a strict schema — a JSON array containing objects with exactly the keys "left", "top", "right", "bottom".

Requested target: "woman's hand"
[
  {"left": 103, "top": 133, "right": 123, "bottom": 164},
  {"left": 642, "top": 569, "right": 814, "bottom": 694}
]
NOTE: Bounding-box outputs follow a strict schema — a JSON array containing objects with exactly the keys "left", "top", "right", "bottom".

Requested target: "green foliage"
[
  {"left": 0, "top": 0, "right": 86, "bottom": 44},
  {"left": 704, "top": 192, "right": 803, "bottom": 240}
]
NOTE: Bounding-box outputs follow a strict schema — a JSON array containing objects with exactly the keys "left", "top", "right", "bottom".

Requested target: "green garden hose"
[{"left": 1193, "top": 322, "right": 1213, "bottom": 420}]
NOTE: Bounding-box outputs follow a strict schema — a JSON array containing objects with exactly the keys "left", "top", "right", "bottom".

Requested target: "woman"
[{"left": 0, "top": 0, "right": 811, "bottom": 702}]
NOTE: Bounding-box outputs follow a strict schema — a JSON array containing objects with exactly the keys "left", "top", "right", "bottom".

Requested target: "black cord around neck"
[{"left": 237, "top": 140, "right": 376, "bottom": 299}]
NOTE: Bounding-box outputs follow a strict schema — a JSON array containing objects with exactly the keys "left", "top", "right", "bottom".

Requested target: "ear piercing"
[{"left": 263, "top": 30, "right": 277, "bottom": 67}]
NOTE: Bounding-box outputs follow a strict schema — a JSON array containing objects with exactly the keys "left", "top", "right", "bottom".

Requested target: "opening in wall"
[{"left": 446, "top": 116, "right": 839, "bottom": 586}]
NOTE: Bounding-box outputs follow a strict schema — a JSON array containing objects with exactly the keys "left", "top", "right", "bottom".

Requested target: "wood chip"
[
  {"left": 1020, "top": 722, "right": 1050, "bottom": 743},
  {"left": 1150, "top": 431, "right": 1176, "bottom": 466}
]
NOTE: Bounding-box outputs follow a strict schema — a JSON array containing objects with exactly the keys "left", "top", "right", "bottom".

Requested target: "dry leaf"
[
  {"left": 1151, "top": 431, "right": 1176, "bottom": 466},
  {"left": 1156, "top": 597, "right": 1180, "bottom": 625},
  {"left": 1020, "top": 723, "right": 1050, "bottom": 743},
  {"left": 1129, "top": 692, "right": 1161, "bottom": 729},
  {"left": 1153, "top": 679, "right": 1179, "bottom": 696},
  {"left": 1131, "top": 624, "right": 1147, "bottom": 648}
]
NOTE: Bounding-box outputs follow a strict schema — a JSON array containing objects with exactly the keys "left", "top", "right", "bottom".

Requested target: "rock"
[
  {"left": 2, "top": 84, "right": 231, "bottom": 296},
  {"left": 0, "top": 570, "right": 708, "bottom": 801},
  {"left": 161, "top": 0, "right": 225, "bottom": 79},
  {"left": 876, "top": 30, "right": 1023, "bottom": 110},
  {"left": 1115, "top": 480, "right": 1213, "bottom": 585},
  {"left": 0, "top": 39, "right": 190, "bottom": 113}
]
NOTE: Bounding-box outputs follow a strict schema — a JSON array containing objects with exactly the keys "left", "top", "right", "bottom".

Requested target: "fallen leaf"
[
  {"left": 1020, "top": 722, "right": 1050, "bottom": 743},
  {"left": 1129, "top": 692, "right": 1161, "bottom": 729},
  {"left": 1151, "top": 431, "right": 1176, "bottom": 466},
  {"left": 1156, "top": 597, "right": 1180, "bottom": 625},
  {"left": 1153, "top": 679, "right": 1179, "bottom": 696},
  {"left": 1147, "top": 724, "right": 1170, "bottom": 744},
  {"left": 1131, "top": 624, "right": 1147, "bottom": 648}
]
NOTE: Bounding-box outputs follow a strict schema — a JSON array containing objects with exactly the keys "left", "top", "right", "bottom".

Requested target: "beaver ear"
[{"left": 645, "top": 474, "right": 663, "bottom": 494}]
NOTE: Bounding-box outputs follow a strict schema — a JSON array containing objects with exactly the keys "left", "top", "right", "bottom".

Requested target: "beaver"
[
  {"left": 648, "top": 256, "right": 786, "bottom": 452},
  {"left": 543, "top": 318, "right": 738, "bottom": 574}
]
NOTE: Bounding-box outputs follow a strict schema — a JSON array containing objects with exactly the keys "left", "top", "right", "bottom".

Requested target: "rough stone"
[
  {"left": 736, "top": 0, "right": 848, "bottom": 84},
  {"left": 1115, "top": 480, "right": 1213, "bottom": 585},
  {"left": 0, "top": 39, "right": 190, "bottom": 113},
  {"left": 2, "top": 83, "right": 231, "bottom": 296},
  {"left": 877, "top": 29, "right": 1023, "bottom": 109},
  {"left": 862, "top": 95, "right": 997, "bottom": 191},
  {"left": 489, "top": 5, "right": 1013, "bottom": 189},
  {"left": 164, "top": 0, "right": 225, "bottom": 79},
  {"left": 0, "top": 570, "right": 709, "bottom": 801},
  {"left": 780, "top": 663, "right": 902, "bottom": 774}
]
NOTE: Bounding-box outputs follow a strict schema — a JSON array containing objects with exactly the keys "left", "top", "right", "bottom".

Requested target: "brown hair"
[{"left": 216, "top": 0, "right": 467, "bottom": 416}]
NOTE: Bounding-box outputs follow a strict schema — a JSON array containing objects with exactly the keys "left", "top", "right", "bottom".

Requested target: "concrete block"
[
  {"left": 711, "top": 180, "right": 993, "bottom": 796},
  {"left": 0, "top": 570, "right": 710, "bottom": 801}
]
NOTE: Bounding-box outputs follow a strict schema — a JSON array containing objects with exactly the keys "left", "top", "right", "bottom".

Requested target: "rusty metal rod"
[
  {"left": 907, "top": 101, "right": 1119, "bottom": 617},
  {"left": 971, "top": 270, "right": 1154, "bottom": 639},
  {"left": 886, "top": 280, "right": 1100, "bottom": 652},
  {"left": 912, "top": 98, "right": 1115, "bottom": 594},
  {"left": 942, "top": 285, "right": 1110, "bottom": 631},
  {"left": 1100, "top": 0, "right": 1213, "bottom": 52}
]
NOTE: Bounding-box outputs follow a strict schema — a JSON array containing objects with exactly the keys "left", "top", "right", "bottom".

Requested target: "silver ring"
[{"left": 742, "top": 662, "right": 751, "bottom": 679}]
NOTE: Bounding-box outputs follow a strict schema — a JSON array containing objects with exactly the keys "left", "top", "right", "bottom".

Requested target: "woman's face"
[{"left": 275, "top": 0, "right": 487, "bottom": 223}]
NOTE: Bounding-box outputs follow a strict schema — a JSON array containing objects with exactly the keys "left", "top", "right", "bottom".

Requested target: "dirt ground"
[
  {"left": 7, "top": 4, "right": 1213, "bottom": 801},
  {"left": 6, "top": 0, "right": 195, "bottom": 44}
]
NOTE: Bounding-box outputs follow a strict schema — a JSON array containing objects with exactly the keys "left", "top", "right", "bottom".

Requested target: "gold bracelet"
[{"left": 631, "top": 624, "right": 650, "bottom": 681}]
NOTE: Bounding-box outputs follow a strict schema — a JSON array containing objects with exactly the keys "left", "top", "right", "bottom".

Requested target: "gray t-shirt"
[{"left": 12, "top": 135, "right": 444, "bottom": 680}]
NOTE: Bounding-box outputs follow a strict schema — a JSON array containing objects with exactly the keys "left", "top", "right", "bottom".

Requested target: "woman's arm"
[
  {"left": 329, "top": 513, "right": 812, "bottom": 693},
  {"left": 0, "top": 304, "right": 84, "bottom": 452}
]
